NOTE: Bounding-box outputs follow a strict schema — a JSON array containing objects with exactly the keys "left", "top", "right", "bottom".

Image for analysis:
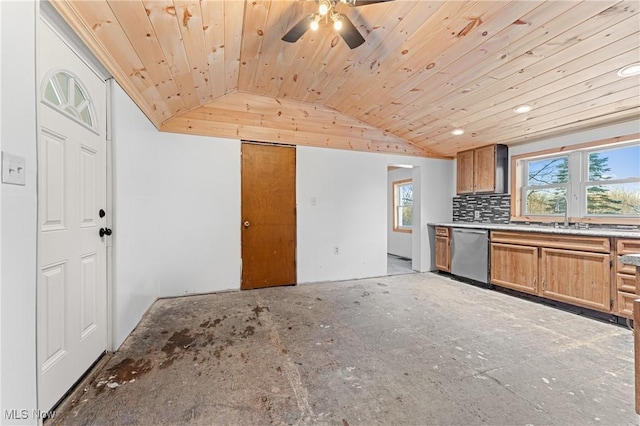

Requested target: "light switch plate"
[{"left": 2, "top": 152, "right": 26, "bottom": 185}]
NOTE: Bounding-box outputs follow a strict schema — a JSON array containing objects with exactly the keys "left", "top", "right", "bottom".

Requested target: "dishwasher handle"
[{"left": 453, "top": 229, "right": 487, "bottom": 235}]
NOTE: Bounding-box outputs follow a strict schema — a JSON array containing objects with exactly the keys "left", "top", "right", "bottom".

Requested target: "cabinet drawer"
[
  {"left": 617, "top": 273, "right": 637, "bottom": 294},
  {"left": 617, "top": 291, "right": 637, "bottom": 319},
  {"left": 491, "top": 231, "right": 610, "bottom": 253},
  {"left": 616, "top": 239, "right": 640, "bottom": 275},
  {"left": 435, "top": 227, "right": 449, "bottom": 237}
]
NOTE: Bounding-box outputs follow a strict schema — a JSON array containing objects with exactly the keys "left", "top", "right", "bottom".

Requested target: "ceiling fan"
[{"left": 282, "top": 0, "right": 394, "bottom": 49}]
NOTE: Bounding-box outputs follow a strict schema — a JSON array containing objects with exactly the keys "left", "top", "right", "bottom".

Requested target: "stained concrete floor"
[
  {"left": 387, "top": 254, "right": 415, "bottom": 276},
  {"left": 54, "top": 273, "right": 638, "bottom": 425}
]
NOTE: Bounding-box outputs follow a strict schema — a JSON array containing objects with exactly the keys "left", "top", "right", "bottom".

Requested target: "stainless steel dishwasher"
[{"left": 450, "top": 228, "right": 489, "bottom": 284}]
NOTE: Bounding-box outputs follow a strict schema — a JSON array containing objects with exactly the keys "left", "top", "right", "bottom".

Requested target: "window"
[
  {"left": 393, "top": 179, "right": 413, "bottom": 232},
  {"left": 42, "top": 71, "right": 96, "bottom": 131},
  {"left": 584, "top": 145, "right": 640, "bottom": 216},
  {"left": 515, "top": 140, "right": 640, "bottom": 222},
  {"left": 524, "top": 155, "right": 568, "bottom": 215}
]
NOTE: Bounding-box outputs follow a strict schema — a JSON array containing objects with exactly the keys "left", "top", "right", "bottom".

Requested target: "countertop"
[
  {"left": 429, "top": 222, "right": 640, "bottom": 238},
  {"left": 619, "top": 254, "right": 640, "bottom": 267}
]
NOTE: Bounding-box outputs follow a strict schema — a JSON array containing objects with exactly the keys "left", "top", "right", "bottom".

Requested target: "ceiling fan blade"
[
  {"left": 346, "top": 0, "right": 394, "bottom": 6},
  {"left": 338, "top": 15, "right": 365, "bottom": 49},
  {"left": 282, "top": 15, "right": 312, "bottom": 43}
]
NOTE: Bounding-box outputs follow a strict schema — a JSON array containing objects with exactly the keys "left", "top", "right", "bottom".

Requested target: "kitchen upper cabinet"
[
  {"left": 474, "top": 145, "right": 499, "bottom": 193},
  {"left": 456, "top": 150, "right": 474, "bottom": 194},
  {"left": 456, "top": 144, "right": 508, "bottom": 195},
  {"left": 490, "top": 242, "right": 538, "bottom": 295},
  {"left": 435, "top": 227, "right": 450, "bottom": 272}
]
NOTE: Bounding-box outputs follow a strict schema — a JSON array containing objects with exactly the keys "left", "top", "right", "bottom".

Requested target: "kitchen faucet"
[{"left": 555, "top": 195, "right": 569, "bottom": 228}]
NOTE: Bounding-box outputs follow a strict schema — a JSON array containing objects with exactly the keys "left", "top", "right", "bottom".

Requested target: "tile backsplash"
[
  {"left": 453, "top": 194, "right": 640, "bottom": 230},
  {"left": 453, "top": 194, "right": 511, "bottom": 223}
]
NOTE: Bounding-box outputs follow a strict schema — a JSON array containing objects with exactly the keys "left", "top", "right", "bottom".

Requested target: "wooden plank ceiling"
[{"left": 52, "top": 0, "right": 640, "bottom": 158}]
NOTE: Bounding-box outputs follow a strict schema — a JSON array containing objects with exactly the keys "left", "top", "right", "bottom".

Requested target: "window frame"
[
  {"left": 392, "top": 179, "right": 413, "bottom": 233},
  {"left": 521, "top": 154, "right": 570, "bottom": 217},
  {"left": 581, "top": 145, "right": 640, "bottom": 217},
  {"left": 40, "top": 69, "right": 98, "bottom": 134},
  {"left": 511, "top": 135, "right": 640, "bottom": 225}
]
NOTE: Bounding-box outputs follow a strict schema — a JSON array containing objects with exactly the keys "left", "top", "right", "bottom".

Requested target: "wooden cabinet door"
[
  {"left": 490, "top": 243, "right": 538, "bottom": 295},
  {"left": 456, "top": 149, "right": 474, "bottom": 194},
  {"left": 540, "top": 248, "right": 611, "bottom": 312},
  {"left": 473, "top": 144, "right": 496, "bottom": 193},
  {"left": 435, "top": 236, "right": 450, "bottom": 272}
]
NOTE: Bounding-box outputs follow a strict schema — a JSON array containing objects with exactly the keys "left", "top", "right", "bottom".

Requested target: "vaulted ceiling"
[{"left": 51, "top": 0, "right": 640, "bottom": 158}]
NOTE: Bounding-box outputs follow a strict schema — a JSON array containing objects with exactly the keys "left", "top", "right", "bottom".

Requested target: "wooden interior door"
[{"left": 241, "top": 142, "right": 296, "bottom": 289}]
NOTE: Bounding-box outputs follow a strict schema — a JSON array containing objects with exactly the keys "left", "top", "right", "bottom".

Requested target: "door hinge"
[
  {"left": 610, "top": 299, "right": 614, "bottom": 310},
  {"left": 609, "top": 259, "right": 613, "bottom": 268}
]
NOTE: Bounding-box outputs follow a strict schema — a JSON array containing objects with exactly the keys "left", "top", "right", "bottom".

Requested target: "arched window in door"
[{"left": 42, "top": 70, "right": 97, "bottom": 132}]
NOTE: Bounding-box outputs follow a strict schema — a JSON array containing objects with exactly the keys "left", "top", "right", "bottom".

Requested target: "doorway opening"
[{"left": 387, "top": 164, "right": 416, "bottom": 275}]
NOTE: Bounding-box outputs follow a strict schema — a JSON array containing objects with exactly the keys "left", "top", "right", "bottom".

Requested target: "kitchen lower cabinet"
[
  {"left": 490, "top": 243, "right": 538, "bottom": 295},
  {"left": 490, "top": 231, "right": 614, "bottom": 314},
  {"left": 540, "top": 248, "right": 611, "bottom": 312},
  {"left": 435, "top": 227, "right": 450, "bottom": 272},
  {"left": 615, "top": 238, "right": 640, "bottom": 318}
]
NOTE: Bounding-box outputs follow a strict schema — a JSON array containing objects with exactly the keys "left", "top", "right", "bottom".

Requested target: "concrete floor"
[
  {"left": 53, "top": 273, "right": 638, "bottom": 425},
  {"left": 387, "top": 254, "right": 415, "bottom": 276}
]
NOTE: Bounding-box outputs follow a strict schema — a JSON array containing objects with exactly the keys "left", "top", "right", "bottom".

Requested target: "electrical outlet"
[
  {"left": 334, "top": 246, "right": 340, "bottom": 255},
  {"left": 2, "top": 152, "right": 26, "bottom": 186},
  {"left": 474, "top": 210, "right": 481, "bottom": 220}
]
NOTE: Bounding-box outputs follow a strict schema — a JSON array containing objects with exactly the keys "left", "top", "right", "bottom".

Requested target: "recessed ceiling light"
[
  {"left": 618, "top": 63, "right": 640, "bottom": 77},
  {"left": 513, "top": 104, "right": 532, "bottom": 114},
  {"left": 451, "top": 129, "right": 464, "bottom": 136}
]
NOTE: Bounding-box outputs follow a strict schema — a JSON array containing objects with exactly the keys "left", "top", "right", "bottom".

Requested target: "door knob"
[
  {"left": 243, "top": 221, "right": 250, "bottom": 228},
  {"left": 99, "top": 228, "right": 112, "bottom": 237}
]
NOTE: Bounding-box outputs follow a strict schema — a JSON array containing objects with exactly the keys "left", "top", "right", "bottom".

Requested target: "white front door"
[{"left": 37, "top": 21, "right": 108, "bottom": 411}]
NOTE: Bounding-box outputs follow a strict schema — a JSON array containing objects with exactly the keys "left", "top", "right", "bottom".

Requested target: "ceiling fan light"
[
  {"left": 451, "top": 129, "right": 464, "bottom": 136},
  {"left": 310, "top": 20, "right": 319, "bottom": 31},
  {"left": 319, "top": 0, "right": 330, "bottom": 15},
  {"left": 333, "top": 17, "right": 343, "bottom": 31}
]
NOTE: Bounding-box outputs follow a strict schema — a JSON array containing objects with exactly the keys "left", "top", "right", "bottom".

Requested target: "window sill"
[
  {"left": 393, "top": 228, "right": 412, "bottom": 234},
  {"left": 511, "top": 216, "right": 640, "bottom": 226}
]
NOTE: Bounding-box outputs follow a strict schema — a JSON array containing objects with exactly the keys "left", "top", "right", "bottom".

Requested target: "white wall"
[
  {"left": 0, "top": 2, "right": 4, "bottom": 417},
  {"left": 0, "top": 1, "right": 38, "bottom": 423},
  {"left": 111, "top": 83, "right": 241, "bottom": 348},
  {"left": 297, "top": 147, "right": 454, "bottom": 282},
  {"left": 387, "top": 167, "right": 413, "bottom": 259},
  {"left": 297, "top": 148, "right": 388, "bottom": 282},
  {"left": 414, "top": 160, "right": 456, "bottom": 271}
]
